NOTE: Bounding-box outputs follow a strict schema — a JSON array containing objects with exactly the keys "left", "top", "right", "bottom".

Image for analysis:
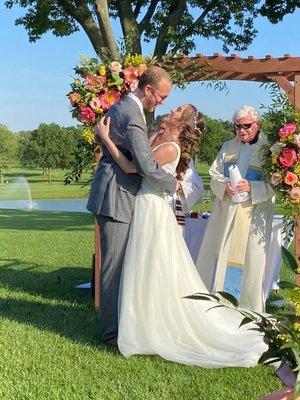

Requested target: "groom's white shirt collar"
[{"left": 127, "top": 92, "right": 144, "bottom": 117}]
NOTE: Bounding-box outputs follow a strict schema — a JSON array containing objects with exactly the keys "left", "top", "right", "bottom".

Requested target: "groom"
[{"left": 87, "top": 66, "right": 176, "bottom": 346}]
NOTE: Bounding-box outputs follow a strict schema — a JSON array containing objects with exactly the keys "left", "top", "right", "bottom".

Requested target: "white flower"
[
  {"left": 293, "top": 134, "right": 300, "bottom": 148},
  {"left": 270, "top": 142, "right": 284, "bottom": 155},
  {"left": 109, "top": 61, "right": 123, "bottom": 73}
]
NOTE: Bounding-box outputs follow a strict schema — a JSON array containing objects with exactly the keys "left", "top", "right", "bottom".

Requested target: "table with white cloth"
[{"left": 184, "top": 214, "right": 292, "bottom": 301}]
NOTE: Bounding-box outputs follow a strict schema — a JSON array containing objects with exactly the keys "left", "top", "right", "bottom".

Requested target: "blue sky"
[{"left": 1, "top": 4, "right": 300, "bottom": 132}]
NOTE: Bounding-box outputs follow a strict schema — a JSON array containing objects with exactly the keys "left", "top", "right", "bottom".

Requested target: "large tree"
[
  {"left": 5, "top": 1, "right": 299, "bottom": 60},
  {"left": 21, "top": 123, "right": 81, "bottom": 182},
  {"left": 198, "top": 116, "right": 233, "bottom": 165},
  {"left": 0, "top": 125, "right": 19, "bottom": 184}
]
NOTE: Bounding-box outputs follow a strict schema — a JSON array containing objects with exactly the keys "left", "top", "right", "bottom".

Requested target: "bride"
[{"left": 96, "top": 104, "right": 267, "bottom": 368}]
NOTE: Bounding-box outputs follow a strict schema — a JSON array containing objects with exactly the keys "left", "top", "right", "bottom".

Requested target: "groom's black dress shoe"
[{"left": 104, "top": 338, "right": 118, "bottom": 347}]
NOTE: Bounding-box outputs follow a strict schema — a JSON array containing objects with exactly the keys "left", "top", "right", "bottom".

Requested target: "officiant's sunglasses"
[
  {"left": 150, "top": 86, "right": 168, "bottom": 102},
  {"left": 234, "top": 122, "right": 255, "bottom": 130}
]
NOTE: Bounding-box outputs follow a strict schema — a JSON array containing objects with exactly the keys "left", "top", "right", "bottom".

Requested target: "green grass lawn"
[
  {"left": 0, "top": 167, "right": 90, "bottom": 200},
  {"left": 0, "top": 209, "right": 284, "bottom": 399}
]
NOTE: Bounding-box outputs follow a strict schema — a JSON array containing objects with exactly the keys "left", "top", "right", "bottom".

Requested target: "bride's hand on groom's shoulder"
[{"left": 94, "top": 116, "right": 110, "bottom": 143}]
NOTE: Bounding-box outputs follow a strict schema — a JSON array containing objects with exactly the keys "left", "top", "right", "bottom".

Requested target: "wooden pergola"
[
  {"left": 93, "top": 54, "right": 300, "bottom": 310},
  {"left": 167, "top": 53, "right": 300, "bottom": 108}
]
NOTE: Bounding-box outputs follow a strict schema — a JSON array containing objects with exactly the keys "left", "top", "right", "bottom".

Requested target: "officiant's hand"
[
  {"left": 237, "top": 179, "right": 251, "bottom": 193},
  {"left": 225, "top": 182, "right": 237, "bottom": 196}
]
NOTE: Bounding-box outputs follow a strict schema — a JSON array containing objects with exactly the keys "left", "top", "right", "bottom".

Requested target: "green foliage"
[
  {"left": 198, "top": 116, "right": 233, "bottom": 165},
  {"left": 260, "top": 84, "right": 298, "bottom": 144},
  {"left": 0, "top": 124, "right": 19, "bottom": 183},
  {"left": 5, "top": 1, "right": 300, "bottom": 59},
  {"left": 281, "top": 246, "right": 298, "bottom": 274},
  {"left": 20, "top": 124, "right": 82, "bottom": 182},
  {"left": 187, "top": 246, "right": 300, "bottom": 396},
  {"left": 64, "top": 138, "right": 95, "bottom": 186}
]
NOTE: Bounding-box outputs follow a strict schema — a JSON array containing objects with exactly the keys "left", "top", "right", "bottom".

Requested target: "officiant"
[{"left": 196, "top": 105, "right": 275, "bottom": 312}]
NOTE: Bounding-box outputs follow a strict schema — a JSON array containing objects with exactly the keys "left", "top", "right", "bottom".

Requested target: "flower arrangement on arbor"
[
  {"left": 267, "top": 121, "right": 300, "bottom": 211},
  {"left": 261, "top": 99, "right": 300, "bottom": 220},
  {"left": 68, "top": 54, "right": 152, "bottom": 144}
]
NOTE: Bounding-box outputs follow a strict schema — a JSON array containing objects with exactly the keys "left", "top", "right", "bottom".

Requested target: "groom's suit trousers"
[{"left": 96, "top": 215, "right": 131, "bottom": 342}]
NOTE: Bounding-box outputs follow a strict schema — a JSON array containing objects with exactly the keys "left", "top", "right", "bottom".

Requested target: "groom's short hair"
[{"left": 138, "top": 66, "right": 173, "bottom": 90}]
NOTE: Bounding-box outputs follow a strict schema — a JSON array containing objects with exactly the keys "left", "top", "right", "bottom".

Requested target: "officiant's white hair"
[{"left": 232, "top": 106, "right": 259, "bottom": 122}]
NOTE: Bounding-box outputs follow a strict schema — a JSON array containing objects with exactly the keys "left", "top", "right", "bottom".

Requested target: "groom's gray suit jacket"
[{"left": 87, "top": 95, "right": 176, "bottom": 223}]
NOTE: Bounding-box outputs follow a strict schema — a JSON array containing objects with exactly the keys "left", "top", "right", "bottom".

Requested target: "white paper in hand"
[{"left": 228, "top": 165, "right": 250, "bottom": 203}]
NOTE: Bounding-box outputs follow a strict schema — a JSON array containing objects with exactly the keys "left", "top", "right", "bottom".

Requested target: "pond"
[{"left": 0, "top": 198, "right": 88, "bottom": 213}]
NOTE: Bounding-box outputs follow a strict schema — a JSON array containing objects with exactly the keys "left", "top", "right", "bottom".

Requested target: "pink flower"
[
  {"left": 270, "top": 172, "right": 283, "bottom": 186},
  {"left": 109, "top": 61, "right": 123, "bottom": 73},
  {"left": 278, "top": 147, "right": 298, "bottom": 168},
  {"left": 289, "top": 186, "right": 300, "bottom": 200},
  {"left": 130, "top": 79, "right": 139, "bottom": 92},
  {"left": 99, "top": 90, "right": 121, "bottom": 110},
  {"left": 135, "top": 64, "right": 147, "bottom": 77},
  {"left": 86, "top": 74, "right": 106, "bottom": 89},
  {"left": 123, "top": 66, "right": 137, "bottom": 84},
  {"left": 278, "top": 122, "right": 297, "bottom": 140},
  {"left": 79, "top": 106, "right": 95, "bottom": 125},
  {"left": 89, "top": 97, "right": 102, "bottom": 111},
  {"left": 284, "top": 171, "right": 298, "bottom": 186}
]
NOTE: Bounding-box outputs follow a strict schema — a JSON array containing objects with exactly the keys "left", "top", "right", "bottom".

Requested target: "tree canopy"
[
  {"left": 20, "top": 123, "right": 82, "bottom": 182},
  {"left": 198, "top": 116, "right": 233, "bottom": 165},
  {"left": 0, "top": 124, "right": 19, "bottom": 183},
  {"left": 5, "top": 1, "right": 299, "bottom": 60}
]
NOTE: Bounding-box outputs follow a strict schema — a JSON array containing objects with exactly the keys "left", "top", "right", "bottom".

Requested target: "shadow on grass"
[
  {"left": 0, "top": 259, "right": 120, "bottom": 351},
  {"left": 0, "top": 209, "right": 94, "bottom": 231},
  {"left": 0, "top": 259, "right": 93, "bottom": 303},
  {"left": 0, "top": 295, "right": 104, "bottom": 347}
]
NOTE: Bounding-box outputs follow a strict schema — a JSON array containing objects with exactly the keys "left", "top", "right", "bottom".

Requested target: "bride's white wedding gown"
[{"left": 118, "top": 142, "right": 267, "bottom": 367}]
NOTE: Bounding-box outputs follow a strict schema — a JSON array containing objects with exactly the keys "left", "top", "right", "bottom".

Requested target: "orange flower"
[
  {"left": 99, "top": 90, "right": 121, "bottom": 110},
  {"left": 69, "top": 92, "right": 81, "bottom": 105},
  {"left": 284, "top": 171, "right": 298, "bottom": 186},
  {"left": 135, "top": 64, "right": 147, "bottom": 77},
  {"left": 123, "top": 66, "right": 137, "bottom": 84}
]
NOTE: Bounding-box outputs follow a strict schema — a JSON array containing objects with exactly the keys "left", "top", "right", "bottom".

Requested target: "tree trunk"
[
  {"left": 48, "top": 169, "right": 52, "bottom": 183},
  {"left": 116, "top": 0, "right": 142, "bottom": 54},
  {"left": 94, "top": 0, "right": 120, "bottom": 60},
  {"left": 0, "top": 169, "right": 3, "bottom": 184}
]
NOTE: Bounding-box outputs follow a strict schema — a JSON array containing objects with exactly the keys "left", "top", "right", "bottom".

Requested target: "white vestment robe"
[
  {"left": 196, "top": 134, "right": 275, "bottom": 312},
  {"left": 168, "top": 159, "right": 204, "bottom": 212}
]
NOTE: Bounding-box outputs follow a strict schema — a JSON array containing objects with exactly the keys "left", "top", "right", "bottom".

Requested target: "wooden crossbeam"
[{"left": 172, "top": 54, "right": 300, "bottom": 82}]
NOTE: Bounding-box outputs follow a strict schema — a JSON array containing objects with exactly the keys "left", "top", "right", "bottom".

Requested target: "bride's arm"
[{"left": 95, "top": 117, "right": 137, "bottom": 173}]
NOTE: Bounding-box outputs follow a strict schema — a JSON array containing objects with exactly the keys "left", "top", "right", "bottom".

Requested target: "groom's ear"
[{"left": 144, "top": 84, "right": 152, "bottom": 97}]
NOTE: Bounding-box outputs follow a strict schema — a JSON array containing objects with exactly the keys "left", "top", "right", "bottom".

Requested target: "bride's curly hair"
[{"left": 173, "top": 105, "right": 205, "bottom": 179}]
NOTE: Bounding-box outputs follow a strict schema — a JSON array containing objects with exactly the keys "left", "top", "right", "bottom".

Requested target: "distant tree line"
[
  {"left": 0, "top": 117, "right": 234, "bottom": 184},
  {"left": 0, "top": 123, "right": 83, "bottom": 183},
  {"left": 198, "top": 117, "right": 234, "bottom": 165}
]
